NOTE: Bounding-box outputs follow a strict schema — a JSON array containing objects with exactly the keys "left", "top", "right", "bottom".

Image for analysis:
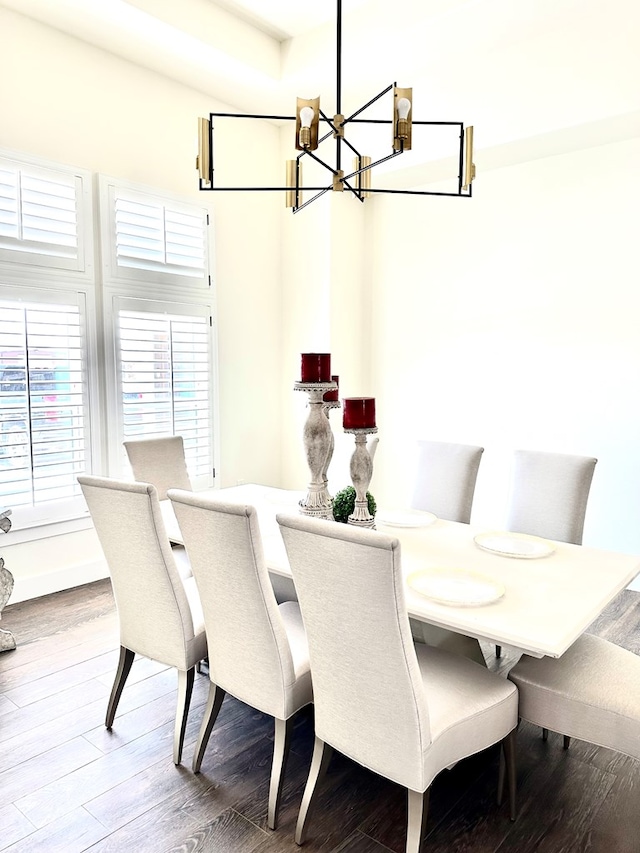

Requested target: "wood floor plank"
[
  {"left": 586, "top": 768, "right": 640, "bottom": 853},
  {"left": 93, "top": 654, "right": 171, "bottom": 688},
  {"left": 0, "top": 618, "right": 117, "bottom": 682},
  {"left": 2, "top": 579, "right": 115, "bottom": 647},
  {"left": 0, "top": 692, "right": 19, "bottom": 717},
  {"left": 329, "top": 831, "right": 395, "bottom": 853},
  {"left": 0, "top": 678, "right": 110, "bottom": 744},
  {"left": 0, "top": 806, "right": 108, "bottom": 853},
  {"left": 0, "top": 668, "right": 202, "bottom": 771},
  {"left": 85, "top": 705, "right": 279, "bottom": 834},
  {"left": 83, "top": 676, "right": 209, "bottom": 755},
  {"left": 1, "top": 628, "right": 117, "bottom": 688},
  {"left": 162, "top": 806, "right": 271, "bottom": 853},
  {"left": 0, "top": 803, "right": 37, "bottom": 849},
  {"left": 13, "top": 709, "right": 206, "bottom": 829},
  {"left": 4, "top": 650, "right": 119, "bottom": 708},
  {"left": 0, "top": 736, "right": 104, "bottom": 808},
  {"left": 82, "top": 789, "right": 205, "bottom": 853},
  {"left": 483, "top": 753, "right": 616, "bottom": 853}
]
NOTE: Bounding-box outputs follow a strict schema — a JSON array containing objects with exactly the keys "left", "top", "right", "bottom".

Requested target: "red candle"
[
  {"left": 301, "top": 353, "right": 331, "bottom": 383},
  {"left": 343, "top": 397, "right": 376, "bottom": 429},
  {"left": 323, "top": 375, "right": 339, "bottom": 402}
]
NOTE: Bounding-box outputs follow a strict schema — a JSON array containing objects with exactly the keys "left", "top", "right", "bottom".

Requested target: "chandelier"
[{"left": 196, "top": 0, "right": 475, "bottom": 213}]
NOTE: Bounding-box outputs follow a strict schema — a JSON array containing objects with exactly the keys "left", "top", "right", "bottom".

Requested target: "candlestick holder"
[
  {"left": 344, "top": 426, "right": 378, "bottom": 528},
  {"left": 294, "top": 380, "right": 337, "bottom": 520},
  {"left": 322, "top": 398, "right": 340, "bottom": 495}
]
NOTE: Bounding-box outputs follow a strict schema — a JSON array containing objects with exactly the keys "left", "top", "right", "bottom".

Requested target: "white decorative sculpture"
[{"left": 0, "top": 508, "right": 16, "bottom": 652}]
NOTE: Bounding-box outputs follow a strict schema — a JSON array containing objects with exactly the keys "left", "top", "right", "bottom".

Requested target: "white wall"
[
  {"left": 368, "top": 137, "right": 640, "bottom": 560},
  {"left": 0, "top": 8, "right": 283, "bottom": 600}
]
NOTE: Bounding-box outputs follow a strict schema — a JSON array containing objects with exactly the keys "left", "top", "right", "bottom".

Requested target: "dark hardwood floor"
[{"left": 1, "top": 579, "right": 639, "bottom": 853}]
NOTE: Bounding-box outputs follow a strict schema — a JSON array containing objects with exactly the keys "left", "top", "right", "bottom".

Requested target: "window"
[
  {"left": 100, "top": 176, "right": 215, "bottom": 490},
  {"left": 0, "top": 292, "right": 90, "bottom": 526},
  {"left": 116, "top": 301, "right": 214, "bottom": 489},
  {"left": 0, "top": 155, "right": 91, "bottom": 274},
  {"left": 100, "top": 178, "right": 210, "bottom": 291},
  {"left": 0, "top": 154, "right": 216, "bottom": 539}
]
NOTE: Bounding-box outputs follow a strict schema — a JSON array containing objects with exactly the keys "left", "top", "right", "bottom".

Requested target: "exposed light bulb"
[
  {"left": 299, "top": 106, "right": 315, "bottom": 148},
  {"left": 396, "top": 97, "right": 411, "bottom": 142},
  {"left": 300, "top": 106, "right": 315, "bottom": 128},
  {"left": 396, "top": 97, "right": 411, "bottom": 120}
]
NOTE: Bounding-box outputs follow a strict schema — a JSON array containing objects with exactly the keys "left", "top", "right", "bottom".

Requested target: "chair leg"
[
  {"left": 563, "top": 735, "right": 571, "bottom": 750},
  {"left": 268, "top": 717, "right": 294, "bottom": 830},
  {"left": 542, "top": 728, "right": 549, "bottom": 741},
  {"left": 406, "top": 788, "right": 429, "bottom": 853},
  {"left": 173, "top": 667, "right": 195, "bottom": 765},
  {"left": 105, "top": 646, "right": 135, "bottom": 729},
  {"left": 295, "top": 737, "right": 333, "bottom": 846},
  {"left": 496, "top": 645, "right": 502, "bottom": 658},
  {"left": 192, "top": 682, "right": 226, "bottom": 773},
  {"left": 497, "top": 729, "right": 517, "bottom": 821}
]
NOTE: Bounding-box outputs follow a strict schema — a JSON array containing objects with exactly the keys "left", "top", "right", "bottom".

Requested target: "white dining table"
[{"left": 161, "top": 483, "right": 640, "bottom": 660}]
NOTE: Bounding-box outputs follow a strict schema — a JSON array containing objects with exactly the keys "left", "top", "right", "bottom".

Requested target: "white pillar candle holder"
[
  {"left": 322, "top": 398, "right": 340, "bottom": 493},
  {"left": 344, "top": 426, "right": 378, "bottom": 528},
  {"left": 294, "top": 380, "right": 338, "bottom": 520}
]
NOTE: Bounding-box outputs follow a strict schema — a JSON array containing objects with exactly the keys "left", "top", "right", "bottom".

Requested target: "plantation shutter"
[
  {"left": 0, "top": 297, "right": 88, "bottom": 509},
  {"left": 0, "top": 159, "right": 85, "bottom": 271},
  {"left": 118, "top": 305, "right": 213, "bottom": 484},
  {"left": 103, "top": 180, "right": 209, "bottom": 289}
]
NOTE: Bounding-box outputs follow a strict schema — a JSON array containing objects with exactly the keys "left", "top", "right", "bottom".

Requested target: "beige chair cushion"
[{"left": 509, "top": 633, "right": 640, "bottom": 760}]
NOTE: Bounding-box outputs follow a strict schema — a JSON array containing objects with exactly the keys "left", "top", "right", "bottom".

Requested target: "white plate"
[
  {"left": 408, "top": 568, "right": 505, "bottom": 607},
  {"left": 377, "top": 509, "right": 437, "bottom": 528},
  {"left": 473, "top": 531, "right": 555, "bottom": 559}
]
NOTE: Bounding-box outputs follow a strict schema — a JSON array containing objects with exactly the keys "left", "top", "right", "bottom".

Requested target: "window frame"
[
  {"left": 0, "top": 152, "right": 218, "bottom": 544},
  {"left": 98, "top": 174, "right": 218, "bottom": 487}
]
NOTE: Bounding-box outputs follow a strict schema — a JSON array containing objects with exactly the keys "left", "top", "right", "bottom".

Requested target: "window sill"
[{"left": 1, "top": 512, "right": 93, "bottom": 546}]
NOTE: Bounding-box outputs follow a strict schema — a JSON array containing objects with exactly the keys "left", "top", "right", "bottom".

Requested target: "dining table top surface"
[{"left": 161, "top": 483, "right": 640, "bottom": 660}]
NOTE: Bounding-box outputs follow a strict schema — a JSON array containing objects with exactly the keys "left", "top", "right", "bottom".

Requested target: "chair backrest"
[
  {"left": 411, "top": 440, "right": 484, "bottom": 523},
  {"left": 168, "top": 490, "right": 298, "bottom": 720},
  {"left": 277, "top": 513, "right": 431, "bottom": 791},
  {"left": 506, "top": 450, "right": 597, "bottom": 544},
  {"left": 78, "top": 476, "right": 197, "bottom": 669},
  {"left": 124, "top": 436, "right": 191, "bottom": 500}
]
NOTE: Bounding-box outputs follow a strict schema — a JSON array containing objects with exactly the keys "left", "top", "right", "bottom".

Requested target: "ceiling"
[
  {"left": 2, "top": 0, "right": 639, "bottom": 182},
  {"left": 210, "top": 0, "right": 372, "bottom": 40}
]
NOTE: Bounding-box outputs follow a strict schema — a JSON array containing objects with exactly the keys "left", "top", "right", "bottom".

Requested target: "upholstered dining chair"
[
  {"left": 495, "top": 449, "right": 598, "bottom": 658},
  {"left": 277, "top": 513, "right": 518, "bottom": 853},
  {"left": 78, "top": 476, "right": 207, "bottom": 765},
  {"left": 410, "top": 440, "right": 484, "bottom": 524},
  {"left": 124, "top": 435, "right": 192, "bottom": 500},
  {"left": 409, "top": 440, "right": 486, "bottom": 663},
  {"left": 124, "top": 435, "right": 192, "bottom": 566},
  {"left": 506, "top": 450, "right": 597, "bottom": 545},
  {"left": 167, "top": 489, "right": 313, "bottom": 831},
  {"left": 507, "top": 633, "right": 640, "bottom": 761}
]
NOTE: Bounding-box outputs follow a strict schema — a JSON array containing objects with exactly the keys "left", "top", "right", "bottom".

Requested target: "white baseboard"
[{"left": 9, "top": 559, "right": 109, "bottom": 604}]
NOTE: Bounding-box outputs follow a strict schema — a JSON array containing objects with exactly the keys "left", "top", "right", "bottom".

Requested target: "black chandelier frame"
[{"left": 198, "top": 0, "right": 473, "bottom": 212}]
